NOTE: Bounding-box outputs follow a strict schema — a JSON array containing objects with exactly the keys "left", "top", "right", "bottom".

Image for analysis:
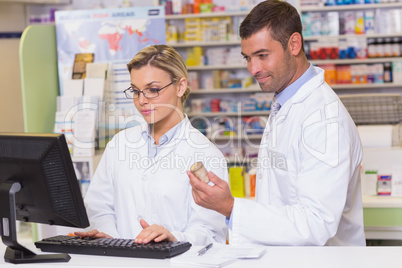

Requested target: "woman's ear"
[{"left": 176, "top": 77, "right": 187, "bottom": 98}]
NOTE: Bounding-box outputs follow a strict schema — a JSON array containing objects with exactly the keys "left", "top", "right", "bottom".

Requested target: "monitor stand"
[{"left": 0, "top": 182, "right": 71, "bottom": 264}]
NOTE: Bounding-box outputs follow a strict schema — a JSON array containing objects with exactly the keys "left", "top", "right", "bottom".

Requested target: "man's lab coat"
[
  {"left": 84, "top": 117, "right": 228, "bottom": 245},
  {"left": 230, "top": 67, "right": 365, "bottom": 246}
]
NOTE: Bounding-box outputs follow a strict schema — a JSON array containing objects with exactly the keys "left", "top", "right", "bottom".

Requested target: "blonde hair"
[{"left": 127, "top": 45, "right": 190, "bottom": 103}]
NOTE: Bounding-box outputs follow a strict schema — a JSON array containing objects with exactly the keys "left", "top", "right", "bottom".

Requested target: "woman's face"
[{"left": 130, "top": 65, "right": 186, "bottom": 127}]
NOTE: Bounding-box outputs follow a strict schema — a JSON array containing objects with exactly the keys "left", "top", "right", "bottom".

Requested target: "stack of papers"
[{"left": 170, "top": 243, "right": 266, "bottom": 267}]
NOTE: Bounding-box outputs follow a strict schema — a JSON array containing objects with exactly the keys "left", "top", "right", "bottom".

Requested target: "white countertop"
[{"left": 1, "top": 239, "right": 402, "bottom": 268}]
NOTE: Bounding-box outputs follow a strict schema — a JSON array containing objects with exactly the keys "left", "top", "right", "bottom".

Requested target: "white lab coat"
[
  {"left": 84, "top": 117, "right": 228, "bottom": 246},
  {"left": 229, "top": 67, "right": 365, "bottom": 246}
]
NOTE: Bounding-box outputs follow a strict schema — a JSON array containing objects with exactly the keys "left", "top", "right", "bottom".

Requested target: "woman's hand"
[
  {"left": 135, "top": 219, "right": 177, "bottom": 244},
  {"left": 74, "top": 229, "right": 112, "bottom": 238}
]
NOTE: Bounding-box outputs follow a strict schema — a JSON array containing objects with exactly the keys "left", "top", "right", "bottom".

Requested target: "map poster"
[{"left": 55, "top": 6, "right": 166, "bottom": 95}]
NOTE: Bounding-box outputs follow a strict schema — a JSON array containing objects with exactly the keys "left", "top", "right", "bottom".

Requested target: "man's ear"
[
  {"left": 288, "top": 32, "right": 302, "bottom": 56},
  {"left": 177, "top": 77, "right": 187, "bottom": 98}
]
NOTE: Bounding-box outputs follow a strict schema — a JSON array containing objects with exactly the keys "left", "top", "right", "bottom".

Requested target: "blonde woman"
[{"left": 75, "top": 45, "right": 228, "bottom": 246}]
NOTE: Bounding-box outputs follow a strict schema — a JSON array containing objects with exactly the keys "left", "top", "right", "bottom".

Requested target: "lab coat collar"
[
  {"left": 275, "top": 66, "right": 325, "bottom": 118},
  {"left": 138, "top": 115, "right": 193, "bottom": 168},
  {"left": 288, "top": 66, "right": 325, "bottom": 105},
  {"left": 140, "top": 114, "right": 190, "bottom": 142},
  {"left": 264, "top": 66, "right": 325, "bottom": 136}
]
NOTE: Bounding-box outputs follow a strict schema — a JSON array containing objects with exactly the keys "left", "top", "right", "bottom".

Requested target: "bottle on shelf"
[
  {"left": 392, "top": 37, "right": 401, "bottom": 57},
  {"left": 384, "top": 62, "right": 393, "bottom": 83}
]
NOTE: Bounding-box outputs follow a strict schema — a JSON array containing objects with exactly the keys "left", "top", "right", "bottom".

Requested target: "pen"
[{"left": 197, "top": 243, "right": 213, "bottom": 256}]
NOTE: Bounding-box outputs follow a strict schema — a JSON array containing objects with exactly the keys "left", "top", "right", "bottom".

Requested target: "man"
[{"left": 187, "top": 0, "right": 365, "bottom": 246}]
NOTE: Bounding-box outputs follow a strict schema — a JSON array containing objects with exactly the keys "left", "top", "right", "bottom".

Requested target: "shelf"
[
  {"left": 209, "top": 134, "right": 263, "bottom": 141},
  {"left": 0, "top": 0, "right": 71, "bottom": 3},
  {"left": 187, "top": 64, "right": 246, "bottom": 70},
  {"left": 168, "top": 40, "right": 241, "bottom": 48},
  {"left": 165, "top": 10, "right": 249, "bottom": 19},
  {"left": 332, "top": 83, "right": 402, "bottom": 89},
  {"left": 311, "top": 57, "right": 402, "bottom": 65},
  {"left": 300, "top": 2, "right": 402, "bottom": 12},
  {"left": 363, "top": 195, "right": 402, "bottom": 208},
  {"left": 226, "top": 156, "right": 258, "bottom": 164},
  {"left": 188, "top": 111, "right": 270, "bottom": 117},
  {"left": 304, "top": 33, "right": 402, "bottom": 41},
  {"left": 190, "top": 87, "right": 261, "bottom": 94}
]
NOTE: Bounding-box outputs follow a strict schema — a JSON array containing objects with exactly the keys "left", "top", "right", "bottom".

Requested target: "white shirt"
[
  {"left": 229, "top": 66, "right": 365, "bottom": 246},
  {"left": 84, "top": 116, "right": 228, "bottom": 246}
]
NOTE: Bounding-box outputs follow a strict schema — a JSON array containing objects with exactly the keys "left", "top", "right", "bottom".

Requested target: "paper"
[
  {"left": 170, "top": 243, "right": 266, "bottom": 268},
  {"left": 171, "top": 247, "right": 236, "bottom": 268},
  {"left": 57, "top": 95, "right": 77, "bottom": 112},
  {"left": 64, "top": 79, "right": 84, "bottom": 97},
  {"left": 86, "top": 63, "right": 108, "bottom": 78},
  {"left": 84, "top": 78, "right": 105, "bottom": 100},
  {"left": 72, "top": 109, "right": 97, "bottom": 157}
]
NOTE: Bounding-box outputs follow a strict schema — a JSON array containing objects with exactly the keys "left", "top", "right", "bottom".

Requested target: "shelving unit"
[
  {"left": 188, "top": 111, "right": 269, "bottom": 117},
  {"left": 311, "top": 57, "right": 402, "bottom": 65},
  {"left": 301, "top": 1, "right": 402, "bottom": 93},
  {"left": 165, "top": 10, "right": 249, "bottom": 19},
  {"left": 304, "top": 33, "right": 402, "bottom": 41},
  {"left": 187, "top": 63, "right": 246, "bottom": 70},
  {"left": 226, "top": 156, "right": 258, "bottom": 164},
  {"left": 171, "top": 1, "right": 402, "bottom": 173},
  {"left": 167, "top": 40, "right": 240, "bottom": 47},
  {"left": 168, "top": 9, "right": 263, "bottom": 164},
  {"left": 213, "top": 134, "right": 262, "bottom": 140},
  {"left": 0, "top": 0, "right": 70, "bottom": 3},
  {"left": 190, "top": 87, "right": 261, "bottom": 94},
  {"left": 300, "top": 2, "right": 402, "bottom": 12},
  {"left": 332, "top": 83, "right": 402, "bottom": 90}
]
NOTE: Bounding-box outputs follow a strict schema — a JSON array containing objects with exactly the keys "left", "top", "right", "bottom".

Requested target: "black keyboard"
[{"left": 35, "top": 235, "right": 191, "bottom": 259}]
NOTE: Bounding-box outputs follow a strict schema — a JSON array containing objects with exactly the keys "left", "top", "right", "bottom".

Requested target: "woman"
[{"left": 75, "top": 45, "right": 228, "bottom": 246}]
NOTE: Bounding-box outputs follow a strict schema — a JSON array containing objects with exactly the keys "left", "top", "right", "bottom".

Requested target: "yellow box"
[
  {"left": 229, "top": 166, "right": 245, "bottom": 198},
  {"left": 185, "top": 18, "right": 201, "bottom": 26}
]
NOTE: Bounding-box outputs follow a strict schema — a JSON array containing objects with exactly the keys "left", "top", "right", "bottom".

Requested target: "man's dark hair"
[{"left": 240, "top": 0, "right": 304, "bottom": 52}]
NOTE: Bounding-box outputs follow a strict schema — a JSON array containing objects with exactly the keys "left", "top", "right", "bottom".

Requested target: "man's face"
[{"left": 241, "top": 28, "right": 296, "bottom": 94}]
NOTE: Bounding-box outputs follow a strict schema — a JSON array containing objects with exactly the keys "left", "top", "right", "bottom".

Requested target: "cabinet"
[
  {"left": 166, "top": 10, "right": 268, "bottom": 165},
  {"left": 300, "top": 2, "right": 402, "bottom": 92}
]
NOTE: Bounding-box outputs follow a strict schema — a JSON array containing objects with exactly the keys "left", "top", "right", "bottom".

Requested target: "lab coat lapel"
[{"left": 262, "top": 66, "right": 325, "bottom": 140}]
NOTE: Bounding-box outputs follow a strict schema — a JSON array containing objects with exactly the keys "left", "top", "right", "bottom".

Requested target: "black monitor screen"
[{"left": 0, "top": 133, "right": 89, "bottom": 263}]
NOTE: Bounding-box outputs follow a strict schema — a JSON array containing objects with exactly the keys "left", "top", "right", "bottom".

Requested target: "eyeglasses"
[{"left": 124, "top": 81, "right": 174, "bottom": 99}]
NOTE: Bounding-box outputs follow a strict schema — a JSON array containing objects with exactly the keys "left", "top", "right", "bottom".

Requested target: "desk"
[{"left": 1, "top": 241, "right": 401, "bottom": 268}]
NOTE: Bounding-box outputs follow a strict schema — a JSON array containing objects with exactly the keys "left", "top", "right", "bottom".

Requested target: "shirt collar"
[
  {"left": 141, "top": 115, "right": 187, "bottom": 146},
  {"left": 276, "top": 63, "right": 317, "bottom": 107}
]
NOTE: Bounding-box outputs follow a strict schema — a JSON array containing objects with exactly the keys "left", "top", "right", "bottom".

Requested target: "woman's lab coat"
[
  {"left": 229, "top": 67, "right": 366, "bottom": 246},
  {"left": 84, "top": 117, "right": 228, "bottom": 245}
]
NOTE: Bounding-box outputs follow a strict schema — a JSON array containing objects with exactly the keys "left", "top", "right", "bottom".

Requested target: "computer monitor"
[{"left": 0, "top": 133, "right": 90, "bottom": 264}]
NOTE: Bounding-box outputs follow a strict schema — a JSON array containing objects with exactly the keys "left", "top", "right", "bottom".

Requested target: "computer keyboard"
[{"left": 35, "top": 235, "right": 192, "bottom": 259}]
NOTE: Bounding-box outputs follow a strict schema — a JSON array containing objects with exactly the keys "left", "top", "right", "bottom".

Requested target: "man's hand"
[
  {"left": 135, "top": 219, "right": 177, "bottom": 244},
  {"left": 74, "top": 229, "right": 112, "bottom": 238},
  {"left": 188, "top": 171, "right": 234, "bottom": 218}
]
